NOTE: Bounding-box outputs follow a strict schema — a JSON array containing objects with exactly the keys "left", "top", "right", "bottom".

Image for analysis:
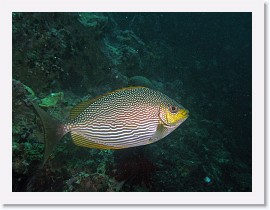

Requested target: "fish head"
[
  {"left": 159, "top": 102, "right": 189, "bottom": 127},
  {"left": 149, "top": 101, "right": 189, "bottom": 143}
]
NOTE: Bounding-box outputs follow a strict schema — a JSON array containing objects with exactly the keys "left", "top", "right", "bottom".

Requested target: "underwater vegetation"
[{"left": 12, "top": 12, "right": 252, "bottom": 192}]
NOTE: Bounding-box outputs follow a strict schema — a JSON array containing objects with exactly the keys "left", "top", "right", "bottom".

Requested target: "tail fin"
[{"left": 30, "top": 101, "right": 66, "bottom": 166}]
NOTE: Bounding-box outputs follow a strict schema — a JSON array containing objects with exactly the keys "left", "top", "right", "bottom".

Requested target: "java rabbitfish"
[{"left": 31, "top": 87, "right": 189, "bottom": 164}]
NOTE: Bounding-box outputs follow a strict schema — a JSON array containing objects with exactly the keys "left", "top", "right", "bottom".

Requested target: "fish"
[{"left": 31, "top": 87, "right": 189, "bottom": 165}]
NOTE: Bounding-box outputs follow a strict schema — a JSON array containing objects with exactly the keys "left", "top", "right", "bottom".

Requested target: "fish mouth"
[{"left": 179, "top": 109, "right": 189, "bottom": 119}]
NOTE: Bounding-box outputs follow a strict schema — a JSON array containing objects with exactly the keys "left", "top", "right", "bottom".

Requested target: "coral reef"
[{"left": 12, "top": 12, "right": 252, "bottom": 192}]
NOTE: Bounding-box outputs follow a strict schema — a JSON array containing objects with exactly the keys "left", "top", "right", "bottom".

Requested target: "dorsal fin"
[
  {"left": 70, "top": 98, "right": 96, "bottom": 120},
  {"left": 70, "top": 86, "right": 145, "bottom": 120},
  {"left": 71, "top": 132, "right": 123, "bottom": 150}
]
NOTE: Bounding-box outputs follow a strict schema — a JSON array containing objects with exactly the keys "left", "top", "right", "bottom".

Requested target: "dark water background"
[{"left": 12, "top": 12, "right": 251, "bottom": 192}]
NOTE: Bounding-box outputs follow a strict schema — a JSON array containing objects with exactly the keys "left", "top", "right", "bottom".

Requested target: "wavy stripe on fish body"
[
  {"left": 78, "top": 124, "right": 157, "bottom": 142},
  {"left": 81, "top": 132, "right": 153, "bottom": 147},
  {"left": 70, "top": 123, "right": 156, "bottom": 147},
  {"left": 74, "top": 122, "right": 157, "bottom": 138},
  {"left": 70, "top": 114, "right": 159, "bottom": 147}
]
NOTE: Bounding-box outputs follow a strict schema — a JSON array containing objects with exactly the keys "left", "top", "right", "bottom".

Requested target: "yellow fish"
[{"left": 31, "top": 87, "right": 189, "bottom": 164}]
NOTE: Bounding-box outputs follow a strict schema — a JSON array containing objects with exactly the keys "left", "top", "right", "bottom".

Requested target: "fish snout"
[{"left": 179, "top": 109, "right": 189, "bottom": 118}]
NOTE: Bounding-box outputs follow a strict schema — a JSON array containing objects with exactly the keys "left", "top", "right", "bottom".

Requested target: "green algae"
[
  {"left": 39, "top": 92, "right": 64, "bottom": 108},
  {"left": 23, "top": 84, "right": 35, "bottom": 97}
]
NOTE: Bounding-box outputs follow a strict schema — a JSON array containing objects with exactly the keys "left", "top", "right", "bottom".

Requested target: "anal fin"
[{"left": 71, "top": 132, "right": 122, "bottom": 150}]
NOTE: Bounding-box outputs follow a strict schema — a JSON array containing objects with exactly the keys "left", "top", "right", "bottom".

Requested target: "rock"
[
  {"left": 151, "top": 80, "right": 165, "bottom": 92},
  {"left": 128, "top": 76, "right": 154, "bottom": 89},
  {"left": 78, "top": 13, "right": 108, "bottom": 29}
]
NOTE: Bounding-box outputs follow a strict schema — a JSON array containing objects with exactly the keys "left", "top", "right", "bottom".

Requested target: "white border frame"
[{"left": 0, "top": 0, "right": 264, "bottom": 205}]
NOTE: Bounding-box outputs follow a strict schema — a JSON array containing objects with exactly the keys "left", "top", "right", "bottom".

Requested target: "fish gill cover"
[{"left": 12, "top": 12, "right": 251, "bottom": 192}]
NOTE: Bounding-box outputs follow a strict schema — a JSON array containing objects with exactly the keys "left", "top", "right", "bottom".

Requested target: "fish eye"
[{"left": 169, "top": 105, "right": 178, "bottom": 113}]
